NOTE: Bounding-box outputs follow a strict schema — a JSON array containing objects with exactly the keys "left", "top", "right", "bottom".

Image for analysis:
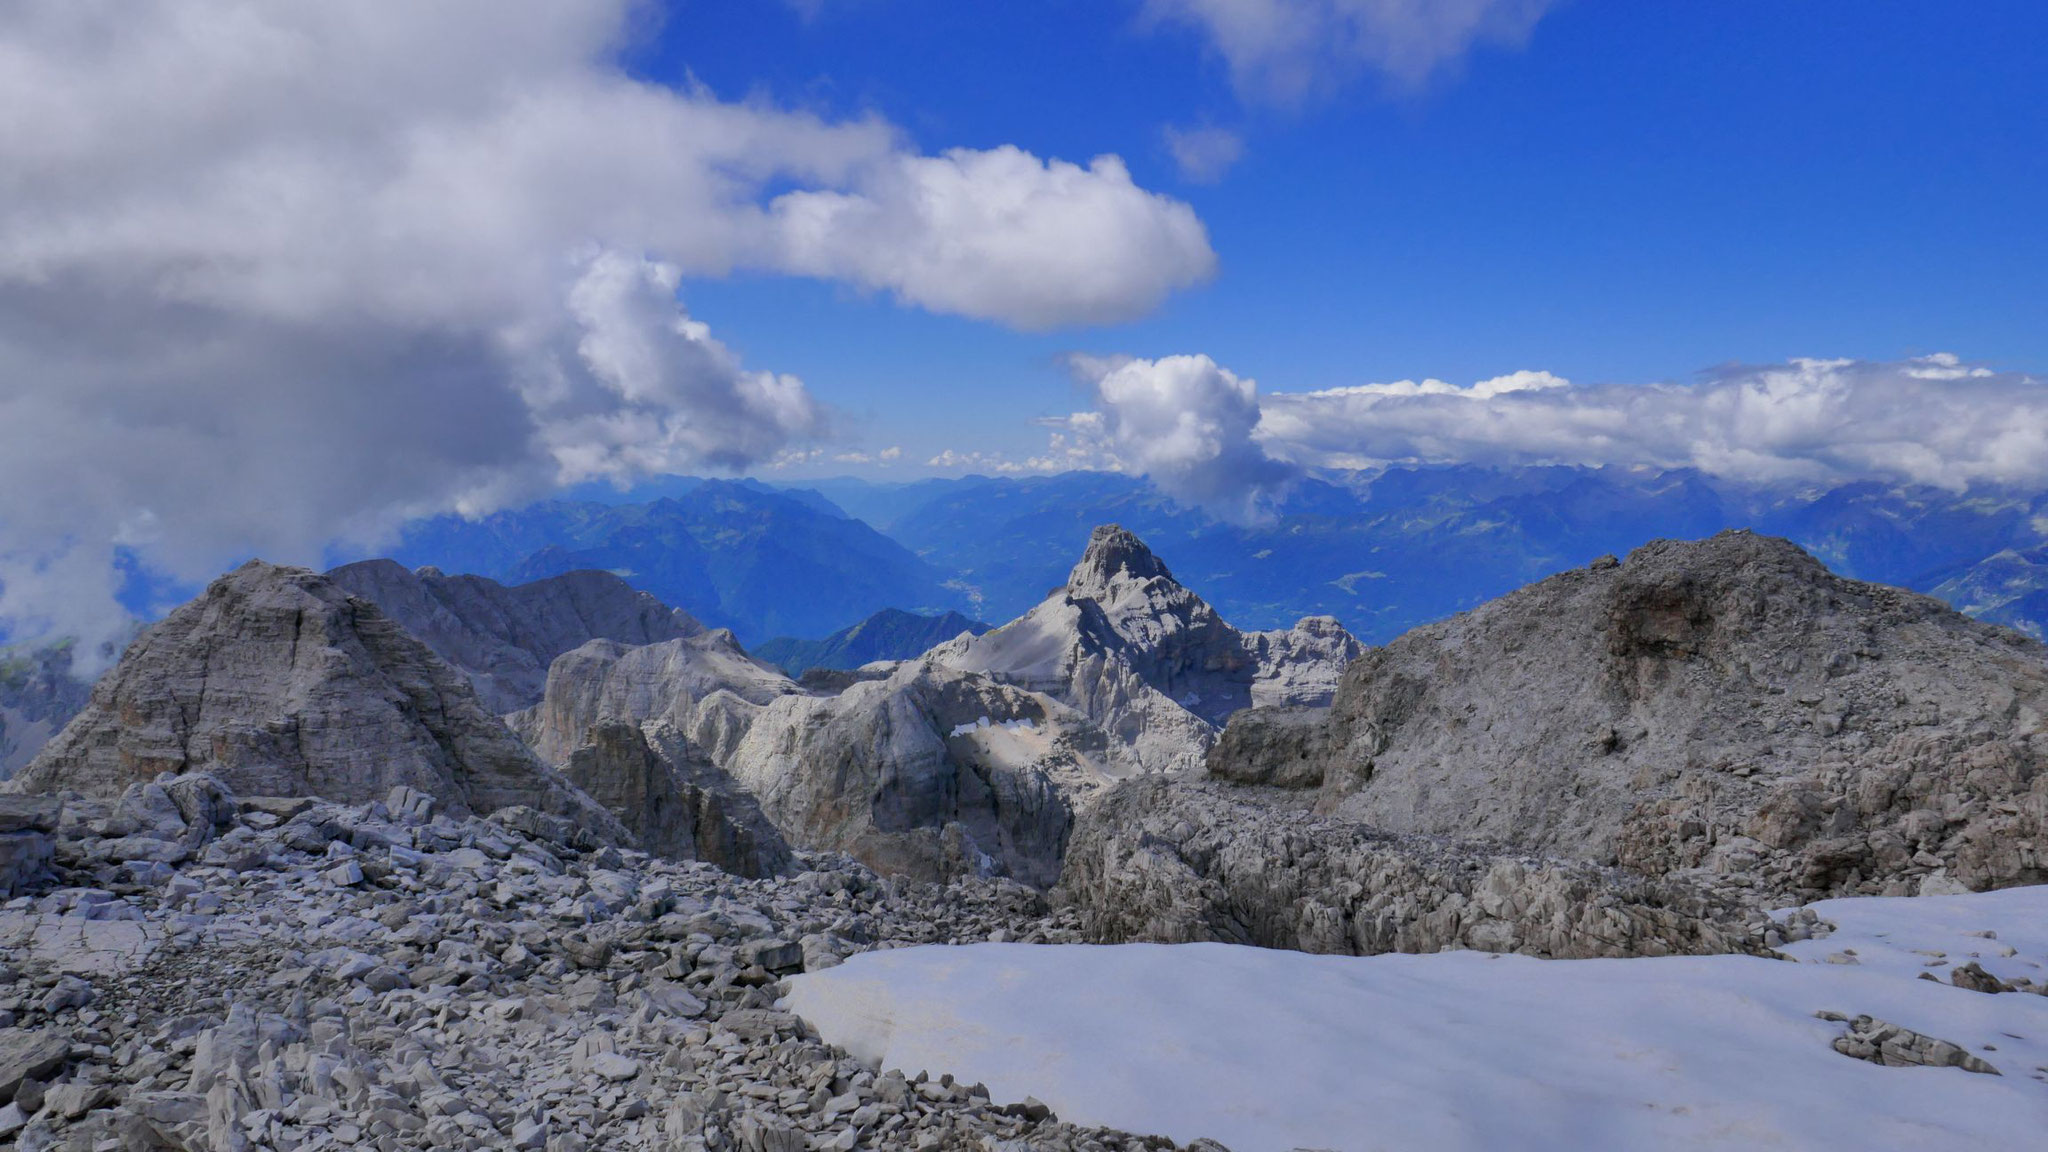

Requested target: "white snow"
[
  {"left": 948, "top": 716, "right": 1038, "bottom": 738},
  {"left": 785, "top": 887, "right": 2048, "bottom": 1152}
]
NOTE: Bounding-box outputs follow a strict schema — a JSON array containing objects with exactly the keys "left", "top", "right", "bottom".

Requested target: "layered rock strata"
[
  {"left": 9, "top": 562, "right": 621, "bottom": 842},
  {"left": 326, "top": 560, "right": 697, "bottom": 714}
]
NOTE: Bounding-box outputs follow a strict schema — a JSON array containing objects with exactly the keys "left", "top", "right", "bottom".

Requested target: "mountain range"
[
  {"left": 323, "top": 467, "right": 2048, "bottom": 660},
  {"left": 7, "top": 520, "right": 2048, "bottom": 1149}
]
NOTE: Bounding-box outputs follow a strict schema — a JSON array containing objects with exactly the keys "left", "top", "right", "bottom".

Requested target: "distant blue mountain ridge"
[{"left": 322, "top": 466, "right": 2048, "bottom": 648}]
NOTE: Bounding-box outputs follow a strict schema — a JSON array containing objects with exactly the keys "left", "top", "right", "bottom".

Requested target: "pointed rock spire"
[{"left": 1066, "top": 524, "right": 1177, "bottom": 597}]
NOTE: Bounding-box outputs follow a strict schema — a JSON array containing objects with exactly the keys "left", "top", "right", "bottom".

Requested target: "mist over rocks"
[
  {"left": 7, "top": 561, "right": 622, "bottom": 842},
  {"left": 325, "top": 561, "right": 700, "bottom": 715},
  {"left": 0, "top": 645, "right": 98, "bottom": 782}
]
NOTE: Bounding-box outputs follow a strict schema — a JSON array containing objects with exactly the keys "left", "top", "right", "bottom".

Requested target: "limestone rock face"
[
  {"left": 326, "top": 560, "right": 696, "bottom": 714},
  {"left": 1056, "top": 776, "right": 1759, "bottom": 959},
  {"left": 721, "top": 660, "right": 1108, "bottom": 885},
  {"left": 1245, "top": 616, "right": 1365, "bottom": 709},
  {"left": 9, "top": 562, "right": 622, "bottom": 839},
  {"left": 560, "top": 721, "right": 791, "bottom": 879},
  {"left": 932, "top": 525, "right": 1361, "bottom": 773},
  {"left": 1211, "top": 530, "right": 2048, "bottom": 900},
  {"left": 509, "top": 635, "right": 799, "bottom": 767}
]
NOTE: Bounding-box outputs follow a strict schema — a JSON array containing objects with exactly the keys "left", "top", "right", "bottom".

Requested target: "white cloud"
[
  {"left": 879, "top": 445, "right": 904, "bottom": 461},
  {"left": 1258, "top": 355, "right": 2048, "bottom": 490},
  {"left": 1163, "top": 125, "right": 1245, "bottom": 183},
  {"left": 1146, "top": 0, "right": 1556, "bottom": 102},
  {"left": 1036, "top": 352, "right": 2048, "bottom": 522},
  {"left": 771, "top": 147, "right": 1215, "bottom": 329},
  {"left": 1063, "top": 354, "right": 1300, "bottom": 522},
  {"left": 0, "top": 0, "right": 1214, "bottom": 658}
]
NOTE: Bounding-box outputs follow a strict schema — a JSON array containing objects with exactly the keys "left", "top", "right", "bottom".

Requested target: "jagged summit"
[
  {"left": 1212, "top": 528, "right": 2048, "bottom": 900},
  {"left": 1066, "top": 524, "right": 1177, "bottom": 595},
  {"left": 932, "top": 525, "right": 1361, "bottom": 771},
  {"left": 326, "top": 559, "right": 699, "bottom": 714},
  {"left": 10, "top": 561, "right": 620, "bottom": 835}
]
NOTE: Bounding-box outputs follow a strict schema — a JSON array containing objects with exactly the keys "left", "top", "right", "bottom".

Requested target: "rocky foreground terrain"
[
  {"left": 0, "top": 778, "right": 1231, "bottom": 1152},
  {"left": 5, "top": 526, "right": 2048, "bottom": 1148}
]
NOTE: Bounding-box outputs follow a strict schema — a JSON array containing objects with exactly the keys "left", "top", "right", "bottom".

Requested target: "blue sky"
[
  {"left": 639, "top": 1, "right": 2048, "bottom": 465},
  {"left": 4, "top": 0, "right": 2048, "bottom": 649}
]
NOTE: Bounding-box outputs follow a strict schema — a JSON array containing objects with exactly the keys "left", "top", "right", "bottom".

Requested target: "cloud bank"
[
  {"left": 0, "top": 0, "right": 1215, "bottom": 657},
  {"left": 1146, "top": 0, "right": 1557, "bottom": 101},
  {"left": 1044, "top": 353, "right": 2048, "bottom": 519}
]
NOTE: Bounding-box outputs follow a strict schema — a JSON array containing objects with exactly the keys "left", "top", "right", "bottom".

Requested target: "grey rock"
[
  {"left": 1949, "top": 961, "right": 2014, "bottom": 994},
  {"left": 1057, "top": 776, "right": 1759, "bottom": 959},
  {"left": 560, "top": 721, "right": 791, "bottom": 878},
  {"left": 0, "top": 1031, "right": 69, "bottom": 1104},
  {"left": 12, "top": 561, "right": 625, "bottom": 842},
  {"left": 931, "top": 525, "right": 1360, "bottom": 774},
  {"left": 722, "top": 661, "right": 1080, "bottom": 885},
  {"left": 0, "top": 795, "right": 59, "bottom": 897},
  {"left": 1829, "top": 1014, "right": 2001, "bottom": 1074},
  {"left": 326, "top": 559, "right": 699, "bottom": 714},
  {"left": 1204, "top": 706, "right": 1333, "bottom": 790},
  {"left": 1211, "top": 531, "right": 2048, "bottom": 900},
  {"left": 511, "top": 635, "right": 798, "bottom": 768}
]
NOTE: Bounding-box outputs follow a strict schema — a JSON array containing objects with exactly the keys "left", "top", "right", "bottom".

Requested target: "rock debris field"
[{"left": 0, "top": 780, "right": 1218, "bottom": 1152}]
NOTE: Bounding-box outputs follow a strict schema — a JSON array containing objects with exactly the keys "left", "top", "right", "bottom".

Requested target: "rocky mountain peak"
[
  {"left": 325, "top": 559, "right": 700, "bottom": 714},
  {"left": 931, "top": 525, "right": 1361, "bottom": 770},
  {"left": 1211, "top": 528, "right": 2048, "bottom": 901},
  {"left": 9, "top": 560, "right": 621, "bottom": 837},
  {"left": 1066, "top": 524, "right": 1177, "bottom": 598}
]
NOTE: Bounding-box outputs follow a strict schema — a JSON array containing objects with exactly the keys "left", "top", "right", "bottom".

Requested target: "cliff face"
[
  {"left": 507, "top": 635, "right": 799, "bottom": 767},
  {"left": 720, "top": 660, "right": 1101, "bottom": 887},
  {"left": 11, "top": 561, "right": 622, "bottom": 839},
  {"left": 1211, "top": 531, "right": 2048, "bottom": 900},
  {"left": 325, "top": 560, "right": 696, "bottom": 714}
]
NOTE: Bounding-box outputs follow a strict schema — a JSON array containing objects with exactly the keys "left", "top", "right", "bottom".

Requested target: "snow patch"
[
  {"left": 787, "top": 887, "right": 2048, "bottom": 1151},
  {"left": 948, "top": 716, "right": 1039, "bottom": 738}
]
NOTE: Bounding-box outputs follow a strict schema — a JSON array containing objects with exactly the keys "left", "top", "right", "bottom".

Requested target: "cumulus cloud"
[
  {"left": 1146, "top": 0, "right": 1556, "bottom": 101},
  {"left": 1163, "top": 125, "right": 1246, "bottom": 183},
  {"left": 0, "top": 0, "right": 1213, "bottom": 658},
  {"left": 1257, "top": 355, "right": 2048, "bottom": 490},
  {"left": 1063, "top": 354, "right": 1300, "bottom": 522},
  {"left": 771, "top": 147, "right": 1215, "bottom": 328}
]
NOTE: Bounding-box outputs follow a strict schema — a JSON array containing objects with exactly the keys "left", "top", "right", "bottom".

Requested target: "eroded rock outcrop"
[
  {"left": 561, "top": 721, "right": 792, "bottom": 879},
  {"left": 9, "top": 562, "right": 621, "bottom": 840},
  {"left": 510, "top": 636, "right": 799, "bottom": 767},
  {"left": 1056, "top": 777, "right": 1761, "bottom": 959},
  {"left": 721, "top": 661, "right": 1107, "bottom": 886},
  {"left": 326, "top": 560, "right": 697, "bottom": 714},
  {"left": 1210, "top": 530, "right": 2048, "bottom": 901},
  {"left": 932, "top": 525, "right": 1361, "bottom": 773}
]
